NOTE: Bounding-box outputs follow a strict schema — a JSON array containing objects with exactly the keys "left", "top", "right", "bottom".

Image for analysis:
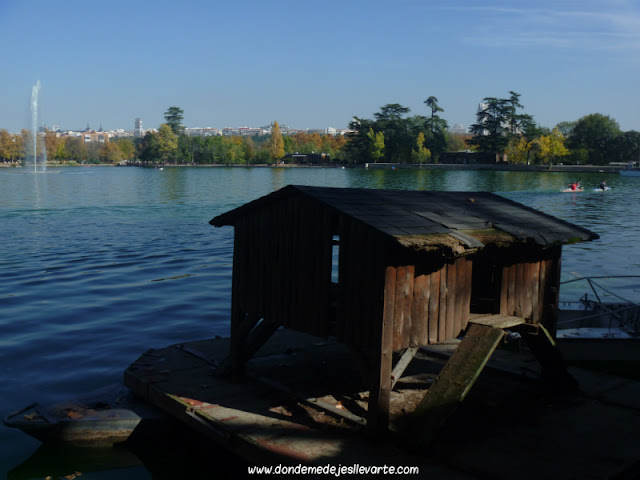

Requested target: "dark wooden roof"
[{"left": 211, "top": 185, "right": 599, "bottom": 252}]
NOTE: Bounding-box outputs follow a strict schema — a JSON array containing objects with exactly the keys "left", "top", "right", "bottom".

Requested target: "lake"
[{"left": 1, "top": 166, "right": 639, "bottom": 478}]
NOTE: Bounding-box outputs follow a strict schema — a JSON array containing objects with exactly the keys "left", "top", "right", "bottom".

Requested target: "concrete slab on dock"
[{"left": 124, "top": 330, "right": 640, "bottom": 479}]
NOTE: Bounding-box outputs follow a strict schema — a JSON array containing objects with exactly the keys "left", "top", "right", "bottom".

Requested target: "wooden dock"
[{"left": 125, "top": 329, "right": 640, "bottom": 479}]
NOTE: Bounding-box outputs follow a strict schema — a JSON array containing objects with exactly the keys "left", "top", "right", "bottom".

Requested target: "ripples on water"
[{"left": 1, "top": 166, "right": 638, "bottom": 477}]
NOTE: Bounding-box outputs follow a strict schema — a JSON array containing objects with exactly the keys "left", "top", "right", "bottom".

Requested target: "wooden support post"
[
  {"left": 225, "top": 316, "right": 277, "bottom": 377},
  {"left": 519, "top": 323, "right": 577, "bottom": 391},
  {"left": 367, "top": 266, "right": 396, "bottom": 436},
  {"left": 409, "top": 323, "right": 505, "bottom": 449},
  {"left": 391, "top": 347, "right": 418, "bottom": 391},
  {"left": 242, "top": 319, "right": 280, "bottom": 365}
]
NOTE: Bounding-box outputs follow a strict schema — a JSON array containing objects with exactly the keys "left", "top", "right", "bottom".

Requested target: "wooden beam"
[
  {"left": 519, "top": 323, "right": 577, "bottom": 391},
  {"left": 367, "top": 266, "right": 396, "bottom": 435},
  {"left": 391, "top": 347, "right": 418, "bottom": 390},
  {"left": 410, "top": 323, "right": 505, "bottom": 448},
  {"left": 469, "top": 314, "right": 526, "bottom": 329}
]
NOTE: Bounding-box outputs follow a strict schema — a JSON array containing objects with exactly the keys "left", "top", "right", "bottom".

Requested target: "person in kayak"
[
  {"left": 569, "top": 181, "right": 580, "bottom": 191},
  {"left": 599, "top": 180, "right": 607, "bottom": 190}
]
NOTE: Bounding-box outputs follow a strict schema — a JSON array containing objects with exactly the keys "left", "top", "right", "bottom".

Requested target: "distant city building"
[
  {"left": 221, "top": 126, "right": 268, "bottom": 136},
  {"left": 448, "top": 124, "right": 467, "bottom": 135},
  {"left": 185, "top": 127, "right": 222, "bottom": 137},
  {"left": 134, "top": 118, "right": 144, "bottom": 138},
  {"left": 82, "top": 130, "right": 110, "bottom": 143}
]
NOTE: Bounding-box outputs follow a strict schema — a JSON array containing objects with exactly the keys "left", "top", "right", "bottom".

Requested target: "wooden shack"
[{"left": 210, "top": 185, "right": 599, "bottom": 434}]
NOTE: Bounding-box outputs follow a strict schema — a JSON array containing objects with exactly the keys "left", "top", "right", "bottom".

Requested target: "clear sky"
[{"left": 1, "top": 0, "right": 639, "bottom": 133}]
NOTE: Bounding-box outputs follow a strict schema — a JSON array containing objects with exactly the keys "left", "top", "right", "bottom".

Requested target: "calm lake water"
[{"left": 1, "top": 166, "right": 639, "bottom": 478}]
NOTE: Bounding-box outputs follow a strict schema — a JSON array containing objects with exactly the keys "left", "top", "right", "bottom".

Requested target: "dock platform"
[{"left": 124, "top": 330, "right": 640, "bottom": 479}]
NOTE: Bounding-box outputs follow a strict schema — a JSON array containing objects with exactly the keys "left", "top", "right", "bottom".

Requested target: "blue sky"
[{"left": 1, "top": 0, "right": 639, "bottom": 133}]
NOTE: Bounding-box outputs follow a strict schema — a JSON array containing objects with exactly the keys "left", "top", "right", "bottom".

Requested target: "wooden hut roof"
[{"left": 211, "top": 185, "right": 599, "bottom": 255}]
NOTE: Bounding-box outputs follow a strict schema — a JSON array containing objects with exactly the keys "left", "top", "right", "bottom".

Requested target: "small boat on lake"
[{"left": 3, "top": 383, "right": 165, "bottom": 447}]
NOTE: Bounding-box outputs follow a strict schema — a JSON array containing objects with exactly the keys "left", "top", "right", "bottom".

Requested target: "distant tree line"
[
  {"left": 342, "top": 98, "right": 460, "bottom": 164},
  {"left": 0, "top": 129, "right": 136, "bottom": 165},
  {"left": 135, "top": 108, "right": 347, "bottom": 166},
  {"left": 343, "top": 92, "right": 640, "bottom": 166},
  {"left": 1, "top": 100, "right": 638, "bottom": 167}
]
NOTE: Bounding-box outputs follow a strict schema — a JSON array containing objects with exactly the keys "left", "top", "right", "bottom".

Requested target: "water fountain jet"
[{"left": 28, "top": 80, "right": 47, "bottom": 173}]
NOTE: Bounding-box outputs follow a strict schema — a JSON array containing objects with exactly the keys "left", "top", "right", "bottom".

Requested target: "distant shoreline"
[
  {"left": 2, "top": 162, "right": 622, "bottom": 174},
  {"left": 136, "top": 163, "right": 622, "bottom": 174}
]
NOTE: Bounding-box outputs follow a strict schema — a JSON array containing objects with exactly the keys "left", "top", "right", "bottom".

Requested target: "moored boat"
[{"left": 3, "top": 383, "right": 165, "bottom": 447}]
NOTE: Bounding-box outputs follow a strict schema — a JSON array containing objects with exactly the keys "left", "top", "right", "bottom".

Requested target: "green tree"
[
  {"left": 611, "top": 130, "right": 640, "bottom": 164},
  {"left": 469, "top": 97, "right": 509, "bottom": 152},
  {"left": 411, "top": 132, "right": 431, "bottom": 164},
  {"left": 243, "top": 136, "right": 256, "bottom": 164},
  {"left": 100, "top": 142, "right": 123, "bottom": 164},
  {"left": 567, "top": 113, "right": 621, "bottom": 164},
  {"left": 156, "top": 124, "right": 179, "bottom": 163},
  {"left": 530, "top": 128, "right": 569, "bottom": 165},
  {"left": 115, "top": 138, "right": 136, "bottom": 161},
  {"left": 367, "top": 128, "right": 385, "bottom": 163},
  {"left": 164, "top": 106, "right": 184, "bottom": 135},
  {"left": 505, "top": 136, "right": 531, "bottom": 165},
  {"left": 64, "top": 136, "right": 87, "bottom": 161},
  {"left": 424, "top": 97, "right": 447, "bottom": 133},
  {"left": 269, "top": 121, "right": 285, "bottom": 162},
  {"left": 469, "top": 93, "right": 535, "bottom": 154}
]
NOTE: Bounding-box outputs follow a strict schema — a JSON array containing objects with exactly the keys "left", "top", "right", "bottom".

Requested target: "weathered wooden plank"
[
  {"left": 393, "top": 265, "right": 415, "bottom": 351},
  {"left": 438, "top": 266, "right": 448, "bottom": 342},
  {"left": 445, "top": 261, "right": 457, "bottom": 340},
  {"left": 542, "top": 247, "right": 562, "bottom": 337},
  {"left": 411, "top": 274, "right": 430, "bottom": 346},
  {"left": 412, "top": 323, "right": 505, "bottom": 446},
  {"left": 453, "top": 258, "right": 466, "bottom": 337},
  {"left": 538, "top": 255, "right": 547, "bottom": 326},
  {"left": 469, "top": 314, "right": 526, "bottom": 329},
  {"left": 428, "top": 269, "right": 440, "bottom": 344},
  {"left": 499, "top": 265, "right": 509, "bottom": 315},
  {"left": 522, "top": 262, "right": 534, "bottom": 320},
  {"left": 391, "top": 347, "right": 419, "bottom": 390},
  {"left": 461, "top": 256, "right": 473, "bottom": 330},
  {"left": 515, "top": 262, "right": 526, "bottom": 317},
  {"left": 507, "top": 264, "right": 516, "bottom": 316},
  {"left": 314, "top": 208, "right": 332, "bottom": 338},
  {"left": 334, "top": 216, "right": 349, "bottom": 343},
  {"left": 367, "top": 265, "right": 397, "bottom": 433}
]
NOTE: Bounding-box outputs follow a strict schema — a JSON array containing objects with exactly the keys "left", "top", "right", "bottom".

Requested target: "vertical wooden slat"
[
  {"left": 368, "top": 265, "right": 397, "bottom": 433},
  {"left": 393, "top": 265, "right": 414, "bottom": 351},
  {"left": 361, "top": 226, "right": 383, "bottom": 351},
  {"left": 445, "top": 261, "right": 457, "bottom": 340},
  {"left": 538, "top": 257, "right": 547, "bottom": 324},
  {"left": 453, "top": 258, "right": 466, "bottom": 337},
  {"left": 428, "top": 269, "right": 440, "bottom": 344},
  {"left": 314, "top": 208, "right": 332, "bottom": 338},
  {"left": 438, "top": 265, "right": 448, "bottom": 341},
  {"left": 411, "top": 274, "right": 430, "bottom": 346},
  {"left": 461, "top": 257, "right": 473, "bottom": 330},
  {"left": 500, "top": 265, "right": 509, "bottom": 315},
  {"left": 522, "top": 262, "right": 534, "bottom": 320},
  {"left": 542, "top": 247, "right": 562, "bottom": 337},
  {"left": 507, "top": 264, "right": 516, "bottom": 316},
  {"left": 335, "top": 216, "right": 348, "bottom": 343},
  {"left": 530, "top": 260, "right": 541, "bottom": 324}
]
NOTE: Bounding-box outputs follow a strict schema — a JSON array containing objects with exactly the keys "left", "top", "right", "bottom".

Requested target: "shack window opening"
[{"left": 331, "top": 235, "right": 340, "bottom": 284}]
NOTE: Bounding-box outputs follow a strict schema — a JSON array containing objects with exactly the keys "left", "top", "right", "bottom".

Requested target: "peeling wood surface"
[{"left": 125, "top": 330, "right": 640, "bottom": 479}]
